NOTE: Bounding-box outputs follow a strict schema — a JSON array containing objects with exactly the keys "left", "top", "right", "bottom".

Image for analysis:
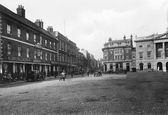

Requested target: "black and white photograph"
[{"left": 1, "top": 0, "right": 168, "bottom": 114}]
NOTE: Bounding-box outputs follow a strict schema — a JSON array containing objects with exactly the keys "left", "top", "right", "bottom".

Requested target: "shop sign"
[
  {"left": 7, "top": 56, "right": 31, "bottom": 62},
  {"left": 22, "top": 58, "right": 31, "bottom": 62},
  {"left": 7, "top": 56, "right": 22, "bottom": 61},
  {"left": 33, "top": 59, "right": 41, "bottom": 63}
]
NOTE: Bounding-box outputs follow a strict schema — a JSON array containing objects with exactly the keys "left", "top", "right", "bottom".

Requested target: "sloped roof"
[{"left": 0, "top": 4, "right": 54, "bottom": 39}]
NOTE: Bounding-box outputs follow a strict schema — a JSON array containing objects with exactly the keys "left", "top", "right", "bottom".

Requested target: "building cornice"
[{"left": 102, "top": 46, "right": 133, "bottom": 51}]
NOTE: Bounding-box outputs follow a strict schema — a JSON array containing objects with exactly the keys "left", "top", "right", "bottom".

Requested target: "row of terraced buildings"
[{"left": 0, "top": 4, "right": 98, "bottom": 83}]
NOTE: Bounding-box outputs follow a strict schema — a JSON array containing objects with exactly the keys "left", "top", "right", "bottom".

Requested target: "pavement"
[{"left": 0, "top": 74, "right": 92, "bottom": 87}]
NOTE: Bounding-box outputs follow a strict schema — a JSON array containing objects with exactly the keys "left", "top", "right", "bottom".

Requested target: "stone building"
[
  {"left": 102, "top": 35, "right": 135, "bottom": 72},
  {"left": 135, "top": 32, "right": 168, "bottom": 71}
]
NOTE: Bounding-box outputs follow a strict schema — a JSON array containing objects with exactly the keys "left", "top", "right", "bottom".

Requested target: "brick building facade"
[
  {"left": 0, "top": 5, "right": 61, "bottom": 82},
  {"left": 102, "top": 35, "right": 135, "bottom": 72}
]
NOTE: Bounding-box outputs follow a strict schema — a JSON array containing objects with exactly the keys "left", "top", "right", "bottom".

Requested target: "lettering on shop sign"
[
  {"left": 7, "top": 56, "right": 31, "bottom": 62},
  {"left": 7, "top": 56, "right": 21, "bottom": 61},
  {"left": 33, "top": 59, "right": 41, "bottom": 63}
]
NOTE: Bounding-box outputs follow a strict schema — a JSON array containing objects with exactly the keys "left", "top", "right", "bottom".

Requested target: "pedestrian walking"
[
  {"left": 60, "top": 70, "right": 66, "bottom": 81},
  {"left": 87, "top": 70, "right": 90, "bottom": 77}
]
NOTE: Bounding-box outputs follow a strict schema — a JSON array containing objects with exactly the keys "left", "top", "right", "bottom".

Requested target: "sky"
[{"left": 1, "top": 0, "right": 168, "bottom": 60}]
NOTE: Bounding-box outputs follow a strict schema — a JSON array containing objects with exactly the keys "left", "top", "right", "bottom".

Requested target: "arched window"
[
  {"left": 157, "top": 62, "right": 162, "bottom": 70},
  {"left": 139, "top": 63, "right": 143, "bottom": 70}
]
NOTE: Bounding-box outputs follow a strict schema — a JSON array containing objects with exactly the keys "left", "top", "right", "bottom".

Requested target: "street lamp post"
[{"left": 0, "top": 15, "right": 3, "bottom": 83}]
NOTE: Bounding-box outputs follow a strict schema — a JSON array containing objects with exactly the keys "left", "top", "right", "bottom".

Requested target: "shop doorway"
[{"left": 126, "top": 63, "right": 130, "bottom": 71}]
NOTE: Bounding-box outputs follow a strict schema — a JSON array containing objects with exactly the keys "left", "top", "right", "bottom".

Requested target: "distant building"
[
  {"left": 102, "top": 35, "right": 135, "bottom": 72},
  {"left": 134, "top": 32, "right": 168, "bottom": 71}
]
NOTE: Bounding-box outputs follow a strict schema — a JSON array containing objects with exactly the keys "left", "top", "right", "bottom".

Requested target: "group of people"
[{"left": 59, "top": 69, "right": 102, "bottom": 81}]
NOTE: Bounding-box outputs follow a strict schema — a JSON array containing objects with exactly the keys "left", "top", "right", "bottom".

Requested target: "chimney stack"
[
  {"left": 47, "top": 26, "right": 53, "bottom": 33},
  {"left": 17, "top": 5, "right": 25, "bottom": 18},
  {"left": 35, "top": 19, "right": 43, "bottom": 29}
]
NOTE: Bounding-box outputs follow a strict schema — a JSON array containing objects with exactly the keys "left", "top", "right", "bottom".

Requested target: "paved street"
[{"left": 0, "top": 74, "right": 128, "bottom": 115}]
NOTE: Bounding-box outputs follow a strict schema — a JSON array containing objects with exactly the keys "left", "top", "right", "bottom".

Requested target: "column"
[
  {"left": 130, "top": 62, "right": 132, "bottom": 71},
  {"left": 107, "top": 63, "right": 110, "bottom": 71},
  {"left": 49, "top": 65, "right": 51, "bottom": 76},
  {"left": 31, "top": 64, "right": 33, "bottom": 71},
  {"left": 45, "top": 65, "right": 47, "bottom": 76},
  {"left": 39, "top": 65, "right": 42, "bottom": 72},
  {"left": 163, "top": 42, "right": 165, "bottom": 59},
  {"left": 23, "top": 64, "right": 25, "bottom": 73},
  {"left": 154, "top": 43, "right": 156, "bottom": 60},
  {"left": 113, "top": 63, "right": 116, "bottom": 71},
  {"left": 13, "top": 63, "right": 16, "bottom": 80},
  {"left": 53, "top": 66, "right": 55, "bottom": 71},
  {"left": 123, "top": 62, "right": 126, "bottom": 70},
  {"left": 103, "top": 64, "right": 105, "bottom": 72},
  {"left": 23, "top": 64, "right": 25, "bottom": 79}
]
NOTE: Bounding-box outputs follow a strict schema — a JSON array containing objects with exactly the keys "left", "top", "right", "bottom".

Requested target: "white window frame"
[
  {"left": 26, "top": 32, "right": 29, "bottom": 40},
  {"left": 7, "top": 24, "right": 11, "bottom": 34},
  {"left": 7, "top": 43, "right": 12, "bottom": 55},
  {"left": 34, "top": 34, "right": 36, "bottom": 43},
  {"left": 40, "top": 36, "right": 42, "bottom": 45},
  {"left": 45, "top": 40, "right": 47, "bottom": 46},
  {"left": 17, "top": 28, "right": 21, "bottom": 37},
  {"left": 26, "top": 48, "right": 29, "bottom": 58},
  {"left": 18, "top": 46, "right": 21, "bottom": 57},
  {"left": 34, "top": 50, "right": 37, "bottom": 59},
  {"left": 40, "top": 51, "right": 43, "bottom": 59},
  {"left": 50, "top": 53, "right": 52, "bottom": 61},
  {"left": 45, "top": 52, "right": 48, "bottom": 60}
]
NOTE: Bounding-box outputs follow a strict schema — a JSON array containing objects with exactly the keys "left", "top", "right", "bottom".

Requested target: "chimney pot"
[
  {"left": 17, "top": 5, "right": 25, "bottom": 18},
  {"left": 35, "top": 19, "right": 43, "bottom": 29}
]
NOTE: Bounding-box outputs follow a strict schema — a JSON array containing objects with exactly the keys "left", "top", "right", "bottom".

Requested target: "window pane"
[
  {"left": 34, "top": 50, "right": 36, "bottom": 59},
  {"left": 34, "top": 34, "right": 36, "bottom": 43},
  {"left": 27, "top": 48, "right": 29, "bottom": 58},
  {"left": 18, "top": 28, "right": 21, "bottom": 37},
  {"left": 18, "top": 46, "right": 21, "bottom": 56},
  {"left": 26, "top": 32, "right": 29, "bottom": 40},
  {"left": 7, "top": 24, "right": 11, "bottom": 34},
  {"left": 7, "top": 43, "right": 12, "bottom": 55}
]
